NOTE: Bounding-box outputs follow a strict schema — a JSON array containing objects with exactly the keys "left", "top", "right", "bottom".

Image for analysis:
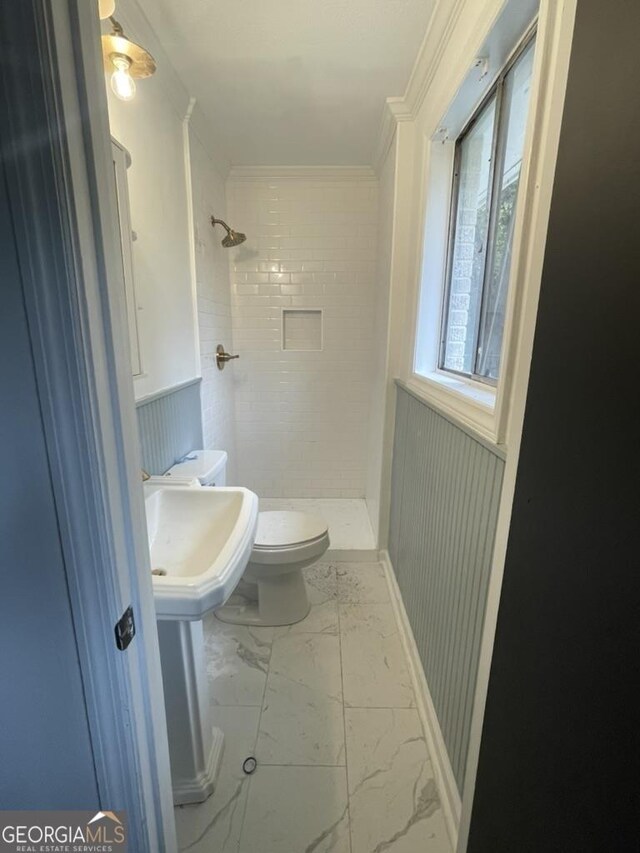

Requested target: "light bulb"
[
  {"left": 110, "top": 55, "right": 136, "bottom": 101},
  {"left": 98, "top": 0, "right": 116, "bottom": 19}
]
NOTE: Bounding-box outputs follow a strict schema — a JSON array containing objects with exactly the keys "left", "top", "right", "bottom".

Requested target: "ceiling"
[{"left": 137, "top": 0, "right": 436, "bottom": 166}]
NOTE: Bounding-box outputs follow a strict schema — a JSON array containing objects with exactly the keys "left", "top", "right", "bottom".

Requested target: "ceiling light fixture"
[{"left": 101, "top": 17, "right": 156, "bottom": 102}]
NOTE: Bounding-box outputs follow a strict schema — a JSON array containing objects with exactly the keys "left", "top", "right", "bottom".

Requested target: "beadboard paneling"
[
  {"left": 389, "top": 383, "right": 505, "bottom": 792},
  {"left": 136, "top": 380, "right": 203, "bottom": 475}
]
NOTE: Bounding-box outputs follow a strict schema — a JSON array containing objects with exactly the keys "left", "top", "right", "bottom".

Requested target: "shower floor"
[{"left": 258, "top": 498, "right": 376, "bottom": 553}]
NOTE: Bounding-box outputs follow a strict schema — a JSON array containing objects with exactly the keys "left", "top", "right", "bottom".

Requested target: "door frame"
[{"left": 0, "top": 2, "right": 176, "bottom": 848}]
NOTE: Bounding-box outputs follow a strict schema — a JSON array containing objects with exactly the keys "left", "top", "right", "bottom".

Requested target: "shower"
[{"left": 210, "top": 216, "right": 246, "bottom": 248}]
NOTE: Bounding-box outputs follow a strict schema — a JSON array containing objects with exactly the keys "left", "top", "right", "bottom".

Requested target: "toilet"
[{"left": 165, "top": 450, "right": 330, "bottom": 626}]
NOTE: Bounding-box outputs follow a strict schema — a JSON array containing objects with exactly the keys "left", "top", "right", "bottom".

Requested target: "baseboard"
[
  {"left": 326, "top": 548, "right": 380, "bottom": 562},
  {"left": 380, "top": 550, "right": 461, "bottom": 848},
  {"left": 172, "top": 726, "right": 225, "bottom": 806}
]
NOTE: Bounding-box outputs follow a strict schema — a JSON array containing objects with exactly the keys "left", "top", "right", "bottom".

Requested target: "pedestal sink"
[{"left": 144, "top": 482, "right": 259, "bottom": 805}]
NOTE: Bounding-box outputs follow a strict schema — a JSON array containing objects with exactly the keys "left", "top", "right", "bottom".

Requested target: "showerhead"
[
  {"left": 221, "top": 229, "right": 246, "bottom": 248},
  {"left": 211, "top": 216, "right": 247, "bottom": 248}
]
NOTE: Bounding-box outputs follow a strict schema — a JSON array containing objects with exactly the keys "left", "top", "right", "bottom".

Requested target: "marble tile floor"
[
  {"left": 258, "top": 499, "right": 376, "bottom": 552},
  {"left": 175, "top": 562, "right": 452, "bottom": 853}
]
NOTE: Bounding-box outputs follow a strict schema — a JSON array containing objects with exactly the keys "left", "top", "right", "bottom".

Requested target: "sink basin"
[{"left": 144, "top": 484, "right": 259, "bottom": 620}]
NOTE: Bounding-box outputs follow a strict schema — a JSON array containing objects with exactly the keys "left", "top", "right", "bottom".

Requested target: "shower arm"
[{"left": 211, "top": 216, "right": 231, "bottom": 233}]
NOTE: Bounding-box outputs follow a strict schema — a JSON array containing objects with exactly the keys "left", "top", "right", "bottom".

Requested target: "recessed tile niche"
[{"left": 282, "top": 309, "right": 323, "bottom": 351}]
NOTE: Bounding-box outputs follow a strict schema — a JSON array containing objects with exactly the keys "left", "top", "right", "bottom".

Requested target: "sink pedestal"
[
  {"left": 144, "top": 483, "right": 259, "bottom": 803},
  {"left": 157, "top": 619, "right": 224, "bottom": 805}
]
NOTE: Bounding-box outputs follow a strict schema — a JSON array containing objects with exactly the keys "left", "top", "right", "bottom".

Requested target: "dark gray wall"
[
  {"left": 389, "top": 383, "right": 504, "bottom": 791},
  {"left": 136, "top": 380, "right": 203, "bottom": 475},
  {"left": 468, "top": 1, "right": 640, "bottom": 849},
  {"left": 0, "top": 170, "right": 99, "bottom": 808}
]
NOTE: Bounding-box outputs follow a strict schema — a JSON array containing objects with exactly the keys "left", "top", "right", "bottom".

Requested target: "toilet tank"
[{"left": 165, "top": 450, "right": 227, "bottom": 486}]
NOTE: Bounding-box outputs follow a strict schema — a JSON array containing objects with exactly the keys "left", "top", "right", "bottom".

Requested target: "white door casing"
[{"left": 0, "top": 2, "right": 177, "bottom": 848}]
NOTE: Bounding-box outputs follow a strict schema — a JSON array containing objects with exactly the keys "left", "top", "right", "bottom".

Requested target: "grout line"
[
  {"left": 336, "top": 567, "right": 354, "bottom": 853},
  {"left": 234, "top": 626, "right": 276, "bottom": 848},
  {"left": 257, "top": 762, "right": 347, "bottom": 768},
  {"left": 208, "top": 564, "right": 402, "bottom": 851},
  {"left": 341, "top": 704, "right": 419, "bottom": 710}
]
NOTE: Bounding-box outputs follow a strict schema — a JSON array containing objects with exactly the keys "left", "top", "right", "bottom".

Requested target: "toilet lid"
[{"left": 254, "top": 511, "right": 328, "bottom": 548}]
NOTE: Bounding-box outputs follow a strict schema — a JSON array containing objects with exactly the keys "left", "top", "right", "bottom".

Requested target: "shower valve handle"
[{"left": 216, "top": 344, "right": 239, "bottom": 370}]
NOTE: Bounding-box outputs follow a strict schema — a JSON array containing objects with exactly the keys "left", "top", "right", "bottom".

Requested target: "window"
[{"left": 440, "top": 35, "right": 535, "bottom": 383}]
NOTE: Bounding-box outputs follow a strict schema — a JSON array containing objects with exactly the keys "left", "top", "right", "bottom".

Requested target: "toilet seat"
[
  {"left": 217, "top": 510, "right": 330, "bottom": 626},
  {"left": 249, "top": 511, "right": 330, "bottom": 567},
  {"left": 254, "top": 511, "right": 328, "bottom": 547}
]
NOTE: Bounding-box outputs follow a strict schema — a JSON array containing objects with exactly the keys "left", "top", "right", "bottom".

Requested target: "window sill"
[{"left": 404, "top": 371, "right": 504, "bottom": 448}]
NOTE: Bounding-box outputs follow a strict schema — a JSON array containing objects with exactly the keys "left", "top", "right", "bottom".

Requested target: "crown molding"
[
  {"left": 227, "top": 165, "right": 378, "bottom": 182},
  {"left": 402, "top": 0, "right": 468, "bottom": 119},
  {"left": 373, "top": 97, "right": 415, "bottom": 173},
  {"left": 372, "top": 0, "right": 468, "bottom": 173}
]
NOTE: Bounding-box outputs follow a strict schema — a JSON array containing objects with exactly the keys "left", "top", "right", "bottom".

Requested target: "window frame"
[{"left": 439, "top": 29, "right": 537, "bottom": 387}]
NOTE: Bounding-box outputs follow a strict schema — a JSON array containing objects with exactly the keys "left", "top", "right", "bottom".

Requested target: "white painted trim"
[
  {"left": 380, "top": 551, "right": 461, "bottom": 849},
  {"left": 111, "top": 137, "right": 143, "bottom": 376},
  {"left": 228, "top": 165, "right": 378, "bottom": 182},
  {"left": 376, "top": 124, "right": 414, "bottom": 552},
  {"left": 189, "top": 99, "right": 231, "bottom": 183},
  {"left": 401, "top": 2, "right": 541, "bottom": 446},
  {"left": 404, "top": 374, "right": 500, "bottom": 446},
  {"left": 135, "top": 376, "right": 202, "bottom": 407},
  {"left": 401, "top": 0, "right": 469, "bottom": 121},
  {"left": 1, "top": 0, "right": 176, "bottom": 845},
  {"left": 183, "top": 97, "right": 202, "bottom": 380},
  {"left": 3, "top": 5, "right": 155, "bottom": 827},
  {"left": 456, "top": 2, "right": 578, "bottom": 850},
  {"left": 372, "top": 0, "right": 467, "bottom": 171},
  {"left": 372, "top": 100, "right": 409, "bottom": 174},
  {"left": 55, "top": 2, "right": 178, "bottom": 847},
  {"left": 372, "top": 3, "right": 579, "bottom": 849},
  {"left": 396, "top": 380, "right": 506, "bottom": 460},
  {"left": 372, "top": 105, "right": 396, "bottom": 176},
  {"left": 187, "top": 103, "right": 231, "bottom": 179}
]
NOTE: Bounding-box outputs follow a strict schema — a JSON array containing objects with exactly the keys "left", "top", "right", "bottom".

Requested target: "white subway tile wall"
[
  {"left": 190, "top": 134, "right": 238, "bottom": 481},
  {"left": 227, "top": 177, "right": 379, "bottom": 498}
]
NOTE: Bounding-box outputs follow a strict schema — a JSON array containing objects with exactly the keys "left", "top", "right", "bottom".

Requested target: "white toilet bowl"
[
  {"left": 165, "top": 452, "right": 331, "bottom": 627},
  {"left": 215, "top": 511, "right": 330, "bottom": 627}
]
